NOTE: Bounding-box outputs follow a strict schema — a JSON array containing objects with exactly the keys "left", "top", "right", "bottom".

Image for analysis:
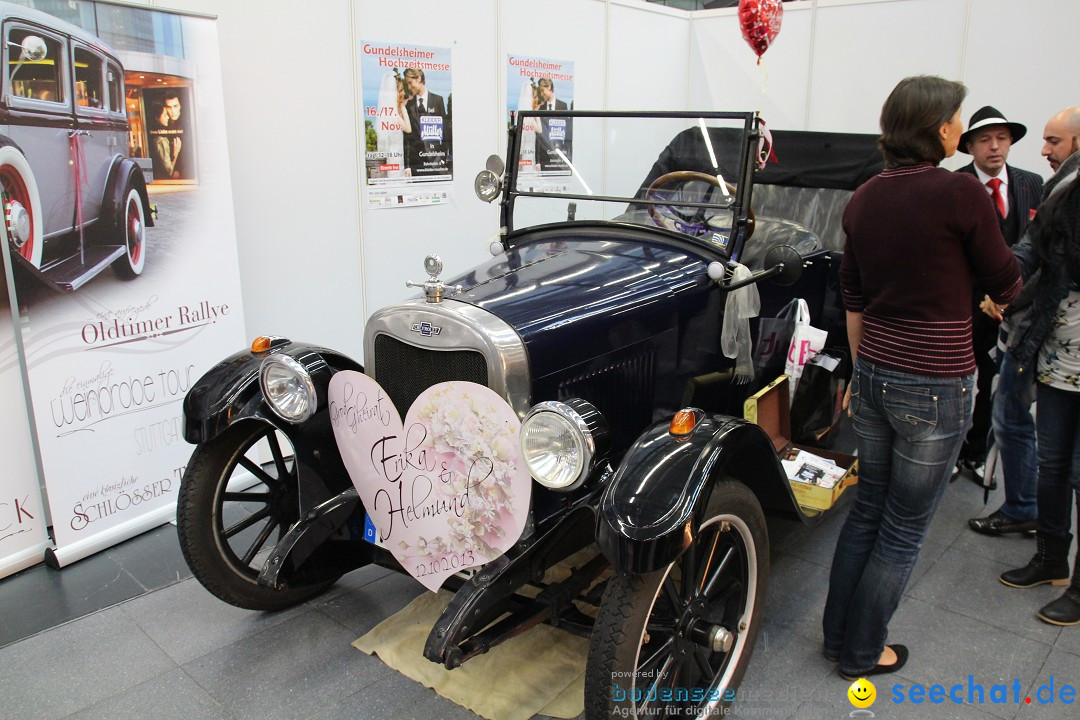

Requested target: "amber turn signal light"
[
  {"left": 669, "top": 408, "right": 704, "bottom": 436},
  {"left": 251, "top": 336, "right": 272, "bottom": 353}
]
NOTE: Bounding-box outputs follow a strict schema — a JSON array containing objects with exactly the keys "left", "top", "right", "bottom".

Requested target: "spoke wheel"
[
  {"left": 177, "top": 421, "right": 336, "bottom": 610},
  {"left": 586, "top": 481, "right": 768, "bottom": 719}
]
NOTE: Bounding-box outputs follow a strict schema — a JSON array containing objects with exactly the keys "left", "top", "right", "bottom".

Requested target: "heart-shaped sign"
[{"left": 328, "top": 371, "right": 530, "bottom": 591}]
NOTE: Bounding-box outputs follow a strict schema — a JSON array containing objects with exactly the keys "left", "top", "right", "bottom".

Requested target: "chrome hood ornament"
[{"left": 406, "top": 254, "right": 463, "bottom": 303}]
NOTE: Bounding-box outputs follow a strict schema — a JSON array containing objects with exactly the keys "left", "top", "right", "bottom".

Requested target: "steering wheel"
[{"left": 645, "top": 171, "right": 756, "bottom": 241}]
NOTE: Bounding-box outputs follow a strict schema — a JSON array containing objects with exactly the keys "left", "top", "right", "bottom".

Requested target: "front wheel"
[
  {"left": 176, "top": 421, "right": 337, "bottom": 610},
  {"left": 586, "top": 480, "right": 768, "bottom": 719}
]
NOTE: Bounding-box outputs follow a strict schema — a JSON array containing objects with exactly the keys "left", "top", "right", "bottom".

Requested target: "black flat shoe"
[
  {"left": 969, "top": 510, "right": 1038, "bottom": 536},
  {"left": 838, "top": 644, "right": 908, "bottom": 681},
  {"left": 957, "top": 458, "right": 996, "bottom": 490}
]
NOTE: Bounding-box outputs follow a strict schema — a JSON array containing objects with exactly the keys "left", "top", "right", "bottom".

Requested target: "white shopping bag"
[{"left": 784, "top": 299, "right": 829, "bottom": 402}]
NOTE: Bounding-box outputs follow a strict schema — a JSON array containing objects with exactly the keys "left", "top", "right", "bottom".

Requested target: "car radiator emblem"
[{"left": 410, "top": 321, "right": 442, "bottom": 337}]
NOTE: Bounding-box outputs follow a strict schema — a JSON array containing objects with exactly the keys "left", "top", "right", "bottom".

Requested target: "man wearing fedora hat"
[{"left": 956, "top": 106, "right": 1044, "bottom": 536}]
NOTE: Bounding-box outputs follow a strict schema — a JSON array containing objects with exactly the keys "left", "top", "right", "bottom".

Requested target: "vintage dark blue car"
[{"left": 177, "top": 110, "right": 880, "bottom": 718}]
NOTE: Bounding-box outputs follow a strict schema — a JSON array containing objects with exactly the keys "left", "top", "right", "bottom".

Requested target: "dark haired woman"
[
  {"left": 822, "top": 76, "right": 1022, "bottom": 679},
  {"left": 998, "top": 175, "right": 1080, "bottom": 626}
]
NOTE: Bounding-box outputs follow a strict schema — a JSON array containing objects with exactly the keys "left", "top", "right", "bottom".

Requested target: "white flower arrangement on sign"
[{"left": 411, "top": 385, "right": 522, "bottom": 559}]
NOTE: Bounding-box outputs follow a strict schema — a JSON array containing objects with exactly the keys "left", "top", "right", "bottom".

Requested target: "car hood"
[{"left": 449, "top": 232, "right": 713, "bottom": 381}]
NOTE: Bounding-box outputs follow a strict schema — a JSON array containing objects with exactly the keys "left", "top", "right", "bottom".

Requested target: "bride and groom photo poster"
[
  {"left": 506, "top": 54, "right": 574, "bottom": 179},
  {"left": 361, "top": 41, "right": 454, "bottom": 209}
]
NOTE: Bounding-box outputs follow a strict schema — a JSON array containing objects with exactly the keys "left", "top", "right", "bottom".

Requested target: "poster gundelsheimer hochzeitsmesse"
[
  {"left": 0, "top": 1, "right": 245, "bottom": 570},
  {"left": 506, "top": 54, "right": 574, "bottom": 193},
  {"left": 361, "top": 40, "right": 454, "bottom": 209}
]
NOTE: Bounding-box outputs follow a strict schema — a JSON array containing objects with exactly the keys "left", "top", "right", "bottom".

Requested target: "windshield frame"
[{"left": 501, "top": 110, "right": 760, "bottom": 262}]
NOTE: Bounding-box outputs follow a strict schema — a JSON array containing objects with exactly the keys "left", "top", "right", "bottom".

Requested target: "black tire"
[
  {"left": 177, "top": 421, "right": 337, "bottom": 610},
  {"left": 585, "top": 480, "right": 768, "bottom": 719}
]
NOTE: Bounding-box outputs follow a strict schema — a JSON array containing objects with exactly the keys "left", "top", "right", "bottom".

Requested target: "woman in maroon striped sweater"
[{"left": 822, "top": 76, "right": 1021, "bottom": 681}]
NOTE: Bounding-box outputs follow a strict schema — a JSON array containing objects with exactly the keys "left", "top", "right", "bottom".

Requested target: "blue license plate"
[{"left": 362, "top": 514, "right": 384, "bottom": 547}]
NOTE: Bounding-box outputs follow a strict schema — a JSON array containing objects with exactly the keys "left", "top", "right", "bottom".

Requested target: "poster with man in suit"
[
  {"left": 401, "top": 67, "right": 452, "bottom": 179},
  {"left": 506, "top": 55, "right": 574, "bottom": 177},
  {"left": 144, "top": 86, "right": 196, "bottom": 181},
  {"left": 360, "top": 41, "right": 453, "bottom": 208}
]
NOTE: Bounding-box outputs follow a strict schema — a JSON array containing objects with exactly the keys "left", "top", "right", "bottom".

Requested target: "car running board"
[{"left": 41, "top": 245, "right": 125, "bottom": 291}]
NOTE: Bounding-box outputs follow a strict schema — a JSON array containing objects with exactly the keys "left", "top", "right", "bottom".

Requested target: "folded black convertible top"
[{"left": 640, "top": 126, "right": 884, "bottom": 192}]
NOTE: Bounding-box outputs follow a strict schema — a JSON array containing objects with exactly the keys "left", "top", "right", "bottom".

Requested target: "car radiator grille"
[
  {"left": 556, "top": 351, "right": 655, "bottom": 450},
  {"left": 373, "top": 334, "right": 489, "bottom": 416}
]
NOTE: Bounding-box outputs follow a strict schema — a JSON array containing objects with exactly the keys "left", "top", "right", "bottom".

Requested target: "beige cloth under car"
[{"left": 353, "top": 589, "right": 587, "bottom": 720}]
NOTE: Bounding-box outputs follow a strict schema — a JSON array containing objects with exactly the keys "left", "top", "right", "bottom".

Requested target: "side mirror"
[
  {"left": 485, "top": 154, "right": 505, "bottom": 175},
  {"left": 474, "top": 169, "right": 502, "bottom": 203},
  {"left": 17, "top": 36, "right": 47, "bottom": 62},
  {"left": 763, "top": 244, "right": 803, "bottom": 286},
  {"left": 707, "top": 244, "right": 804, "bottom": 291}
]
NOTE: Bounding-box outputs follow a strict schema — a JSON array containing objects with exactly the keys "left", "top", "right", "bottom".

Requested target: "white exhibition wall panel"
[
  {"left": 352, "top": 0, "right": 501, "bottom": 329},
  {"left": 606, "top": 1, "right": 689, "bottom": 112},
  {"left": 162, "top": 0, "right": 365, "bottom": 360},
  {"left": 808, "top": 0, "right": 967, "bottom": 135},
  {"left": 604, "top": 1, "right": 690, "bottom": 212},
  {"left": 501, "top": 0, "right": 606, "bottom": 112},
  {"left": 501, "top": 0, "right": 607, "bottom": 225},
  {"left": 690, "top": 3, "right": 813, "bottom": 130},
  {"left": 962, "top": 0, "right": 1080, "bottom": 181}
]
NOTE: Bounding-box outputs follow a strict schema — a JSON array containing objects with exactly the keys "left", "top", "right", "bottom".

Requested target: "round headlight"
[
  {"left": 520, "top": 400, "right": 605, "bottom": 491},
  {"left": 474, "top": 169, "right": 502, "bottom": 203},
  {"left": 259, "top": 355, "right": 316, "bottom": 423}
]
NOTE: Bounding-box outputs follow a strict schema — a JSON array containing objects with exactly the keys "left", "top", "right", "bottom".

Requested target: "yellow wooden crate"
[{"left": 744, "top": 375, "right": 857, "bottom": 512}]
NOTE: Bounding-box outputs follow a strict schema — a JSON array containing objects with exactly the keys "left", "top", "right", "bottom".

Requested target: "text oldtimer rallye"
[{"left": 178, "top": 111, "right": 875, "bottom": 718}]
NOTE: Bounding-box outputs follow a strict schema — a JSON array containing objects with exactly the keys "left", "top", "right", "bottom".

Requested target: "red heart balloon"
[{"left": 739, "top": 0, "right": 784, "bottom": 60}]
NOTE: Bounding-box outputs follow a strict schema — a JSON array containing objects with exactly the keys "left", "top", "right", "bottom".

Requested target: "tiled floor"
[{"left": 0, "top": 474, "right": 1077, "bottom": 720}]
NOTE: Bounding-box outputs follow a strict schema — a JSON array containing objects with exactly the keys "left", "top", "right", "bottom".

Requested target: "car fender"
[
  {"left": 596, "top": 414, "right": 804, "bottom": 574},
  {"left": 0, "top": 135, "right": 27, "bottom": 155},
  {"left": 103, "top": 155, "right": 154, "bottom": 229},
  {"left": 183, "top": 341, "right": 363, "bottom": 503}
]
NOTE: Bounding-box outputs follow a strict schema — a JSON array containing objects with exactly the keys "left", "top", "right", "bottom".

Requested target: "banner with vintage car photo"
[
  {"left": 1, "top": 4, "right": 245, "bottom": 567},
  {"left": 506, "top": 54, "right": 574, "bottom": 185},
  {"left": 360, "top": 40, "right": 454, "bottom": 209},
  {"left": 0, "top": 256, "right": 50, "bottom": 579}
]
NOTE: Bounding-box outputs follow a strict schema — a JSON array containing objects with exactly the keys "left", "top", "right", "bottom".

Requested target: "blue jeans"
[
  {"left": 992, "top": 347, "right": 1038, "bottom": 521},
  {"left": 823, "top": 359, "right": 973, "bottom": 675},
  {"left": 1034, "top": 382, "right": 1080, "bottom": 539}
]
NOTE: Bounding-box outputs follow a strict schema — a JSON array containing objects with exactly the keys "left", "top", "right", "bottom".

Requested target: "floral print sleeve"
[{"left": 1038, "top": 284, "right": 1080, "bottom": 390}]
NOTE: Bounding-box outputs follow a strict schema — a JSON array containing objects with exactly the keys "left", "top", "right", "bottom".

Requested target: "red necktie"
[{"left": 987, "top": 178, "right": 1006, "bottom": 218}]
